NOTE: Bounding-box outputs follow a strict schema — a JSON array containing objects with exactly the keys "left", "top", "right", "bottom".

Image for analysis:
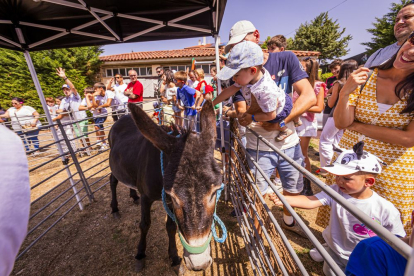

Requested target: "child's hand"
[
  {"left": 196, "top": 106, "right": 202, "bottom": 111},
  {"left": 191, "top": 105, "right": 196, "bottom": 110},
  {"left": 268, "top": 193, "right": 283, "bottom": 206},
  {"left": 179, "top": 106, "right": 185, "bottom": 110},
  {"left": 239, "top": 112, "right": 253, "bottom": 126}
]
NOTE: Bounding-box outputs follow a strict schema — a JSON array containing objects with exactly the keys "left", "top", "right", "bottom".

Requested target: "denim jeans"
[
  {"left": 16, "top": 129, "right": 40, "bottom": 152},
  {"left": 247, "top": 143, "right": 304, "bottom": 195}
]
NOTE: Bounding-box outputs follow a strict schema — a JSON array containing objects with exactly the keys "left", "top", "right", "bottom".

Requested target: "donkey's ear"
[
  {"left": 128, "top": 103, "right": 176, "bottom": 154},
  {"left": 199, "top": 100, "right": 216, "bottom": 145}
]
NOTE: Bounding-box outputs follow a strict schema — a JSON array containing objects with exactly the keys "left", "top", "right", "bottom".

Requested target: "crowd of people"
[{"left": 2, "top": 3, "right": 414, "bottom": 276}]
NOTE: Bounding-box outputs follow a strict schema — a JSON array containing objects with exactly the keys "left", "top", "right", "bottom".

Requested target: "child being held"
[
  {"left": 270, "top": 142, "right": 406, "bottom": 275},
  {"left": 213, "top": 41, "right": 293, "bottom": 141}
]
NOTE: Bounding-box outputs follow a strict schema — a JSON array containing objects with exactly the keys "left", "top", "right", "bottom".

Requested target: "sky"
[{"left": 102, "top": 0, "right": 393, "bottom": 59}]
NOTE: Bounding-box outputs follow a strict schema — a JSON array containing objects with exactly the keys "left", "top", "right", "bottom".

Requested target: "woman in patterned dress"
[{"left": 316, "top": 33, "right": 414, "bottom": 234}]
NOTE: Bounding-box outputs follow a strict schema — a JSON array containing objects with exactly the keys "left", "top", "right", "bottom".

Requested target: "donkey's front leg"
[
  {"left": 135, "top": 195, "right": 153, "bottom": 272},
  {"left": 166, "top": 212, "right": 186, "bottom": 276}
]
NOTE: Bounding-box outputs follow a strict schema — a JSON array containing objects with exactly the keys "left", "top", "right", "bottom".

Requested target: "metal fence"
[
  {"left": 6, "top": 102, "right": 413, "bottom": 275},
  {"left": 219, "top": 117, "right": 414, "bottom": 276}
]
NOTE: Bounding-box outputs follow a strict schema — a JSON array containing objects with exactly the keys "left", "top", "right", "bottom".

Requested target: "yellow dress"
[{"left": 316, "top": 68, "right": 414, "bottom": 234}]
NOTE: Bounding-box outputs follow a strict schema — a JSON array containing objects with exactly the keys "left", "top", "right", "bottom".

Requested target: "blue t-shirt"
[
  {"left": 345, "top": 236, "right": 407, "bottom": 276},
  {"left": 177, "top": 84, "right": 197, "bottom": 116},
  {"left": 263, "top": 51, "right": 308, "bottom": 94}
]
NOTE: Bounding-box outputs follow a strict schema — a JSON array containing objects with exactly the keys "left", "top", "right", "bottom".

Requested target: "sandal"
[
  {"left": 294, "top": 118, "right": 303, "bottom": 127},
  {"left": 275, "top": 128, "right": 293, "bottom": 142}
]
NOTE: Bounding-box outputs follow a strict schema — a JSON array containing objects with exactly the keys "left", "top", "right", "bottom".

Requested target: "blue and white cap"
[
  {"left": 62, "top": 84, "right": 70, "bottom": 89},
  {"left": 217, "top": 41, "right": 263, "bottom": 81},
  {"left": 322, "top": 142, "right": 386, "bottom": 176}
]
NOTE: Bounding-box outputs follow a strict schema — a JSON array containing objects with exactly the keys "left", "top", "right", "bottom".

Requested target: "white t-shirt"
[
  {"left": 315, "top": 184, "right": 406, "bottom": 260},
  {"left": 59, "top": 93, "right": 81, "bottom": 122},
  {"left": 238, "top": 68, "right": 285, "bottom": 114},
  {"left": 165, "top": 86, "right": 177, "bottom": 101},
  {"left": 245, "top": 122, "right": 299, "bottom": 151},
  {"left": 0, "top": 125, "right": 30, "bottom": 276},
  {"left": 8, "top": 106, "right": 41, "bottom": 131},
  {"left": 187, "top": 79, "right": 199, "bottom": 89},
  {"left": 93, "top": 92, "right": 111, "bottom": 117},
  {"left": 113, "top": 83, "right": 128, "bottom": 105},
  {"left": 105, "top": 90, "right": 119, "bottom": 111}
]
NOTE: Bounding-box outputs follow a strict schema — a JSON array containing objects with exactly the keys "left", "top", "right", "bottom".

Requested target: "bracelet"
[{"left": 63, "top": 77, "right": 68, "bottom": 81}]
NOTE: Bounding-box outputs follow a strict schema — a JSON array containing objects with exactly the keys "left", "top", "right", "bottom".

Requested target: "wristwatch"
[
  {"left": 252, "top": 114, "right": 257, "bottom": 122},
  {"left": 279, "top": 120, "right": 286, "bottom": 128}
]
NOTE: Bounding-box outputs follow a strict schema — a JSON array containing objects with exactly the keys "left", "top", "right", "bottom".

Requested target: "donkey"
[{"left": 108, "top": 100, "right": 222, "bottom": 273}]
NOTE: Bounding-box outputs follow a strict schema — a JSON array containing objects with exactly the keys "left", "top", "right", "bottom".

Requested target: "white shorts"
[{"left": 296, "top": 117, "right": 318, "bottom": 137}]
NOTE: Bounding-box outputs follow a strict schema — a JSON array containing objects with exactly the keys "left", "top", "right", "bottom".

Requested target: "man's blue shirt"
[
  {"left": 177, "top": 84, "right": 197, "bottom": 116},
  {"left": 263, "top": 51, "right": 308, "bottom": 94}
]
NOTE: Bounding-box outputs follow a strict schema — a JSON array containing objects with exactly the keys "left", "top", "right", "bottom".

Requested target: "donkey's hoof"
[
  {"left": 133, "top": 198, "right": 140, "bottom": 205},
  {"left": 172, "top": 259, "right": 186, "bottom": 276},
  {"left": 112, "top": 212, "right": 121, "bottom": 220},
  {"left": 135, "top": 259, "right": 146, "bottom": 273}
]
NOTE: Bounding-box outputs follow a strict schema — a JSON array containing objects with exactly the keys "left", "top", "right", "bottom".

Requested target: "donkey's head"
[{"left": 128, "top": 101, "right": 222, "bottom": 271}]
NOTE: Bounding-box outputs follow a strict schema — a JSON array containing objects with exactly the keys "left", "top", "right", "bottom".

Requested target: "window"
[
  {"left": 170, "top": 66, "right": 178, "bottom": 72},
  {"left": 139, "top": 67, "right": 147, "bottom": 76},
  {"left": 112, "top": 68, "right": 119, "bottom": 75},
  {"left": 178, "top": 65, "right": 186, "bottom": 71},
  {"left": 120, "top": 68, "right": 126, "bottom": 76},
  {"left": 106, "top": 69, "right": 113, "bottom": 77},
  {"left": 147, "top": 67, "right": 152, "bottom": 75},
  {"left": 133, "top": 68, "right": 139, "bottom": 75},
  {"left": 202, "top": 65, "right": 210, "bottom": 74}
]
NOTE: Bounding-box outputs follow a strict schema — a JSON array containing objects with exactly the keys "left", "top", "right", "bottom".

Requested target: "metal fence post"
[{"left": 57, "top": 120, "right": 94, "bottom": 202}]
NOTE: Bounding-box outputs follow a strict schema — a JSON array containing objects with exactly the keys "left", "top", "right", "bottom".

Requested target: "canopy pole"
[
  {"left": 214, "top": 35, "right": 227, "bottom": 201},
  {"left": 23, "top": 50, "right": 84, "bottom": 211}
]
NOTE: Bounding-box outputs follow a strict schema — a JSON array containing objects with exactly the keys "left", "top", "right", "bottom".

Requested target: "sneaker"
[
  {"left": 309, "top": 246, "right": 325, "bottom": 262},
  {"left": 281, "top": 220, "right": 307, "bottom": 238}
]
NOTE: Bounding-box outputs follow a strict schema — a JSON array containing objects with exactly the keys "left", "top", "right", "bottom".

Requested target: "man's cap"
[
  {"left": 62, "top": 84, "right": 70, "bottom": 90},
  {"left": 322, "top": 142, "right": 386, "bottom": 176},
  {"left": 217, "top": 41, "right": 263, "bottom": 81},
  {"left": 225, "top": 20, "right": 256, "bottom": 53}
]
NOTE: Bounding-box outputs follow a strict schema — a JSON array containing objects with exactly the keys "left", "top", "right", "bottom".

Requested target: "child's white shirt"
[
  {"left": 315, "top": 184, "right": 406, "bottom": 260},
  {"left": 236, "top": 68, "right": 285, "bottom": 114}
]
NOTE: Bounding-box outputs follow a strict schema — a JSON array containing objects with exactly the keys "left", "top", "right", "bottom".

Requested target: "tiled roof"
[
  {"left": 100, "top": 48, "right": 320, "bottom": 62},
  {"left": 100, "top": 48, "right": 216, "bottom": 62}
]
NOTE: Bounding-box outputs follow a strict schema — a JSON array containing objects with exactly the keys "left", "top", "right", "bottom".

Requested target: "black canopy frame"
[{"left": 0, "top": 0, "right": 227, "bottom": 208}]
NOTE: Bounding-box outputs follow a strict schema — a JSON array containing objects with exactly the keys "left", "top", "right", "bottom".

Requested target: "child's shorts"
[
  {"left": 94, "top": 116, "right": 107, "bottom": 130},
  {"left": 267, "top": 93, "right": 293, "bottom": 124}
]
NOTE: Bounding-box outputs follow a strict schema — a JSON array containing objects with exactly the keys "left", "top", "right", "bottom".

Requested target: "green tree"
[
  {"left": 289, "top": 12, "right": 352, "bottom": 63},
  {"left": 261, "top": 36, "right": 271, "bottom": 49},
  {"left": 362, "top": 0, "right": 410, "bottom": 55},
  {"left": 0, "top": 47, "right": 102, "bottom": 113}
]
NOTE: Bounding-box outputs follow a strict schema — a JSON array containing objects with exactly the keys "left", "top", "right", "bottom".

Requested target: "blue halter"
[{"left": 159, "top": 131, "right": 227, "bottom": 254}]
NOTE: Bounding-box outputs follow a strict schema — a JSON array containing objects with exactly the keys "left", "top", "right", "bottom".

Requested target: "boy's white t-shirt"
[
  {"left": 93, "top": 92, "right": 112, "bottom": 117},
  {"left": 8, "top": 106, "right": 42, "bottom": 131},
  {"left": 238, "top": 68, "right": 285, "bottom": 114},
  {"left": 105, "top": 90, "right": 119, "bottom": 111},
  {"left": 315, "top": 184, "right": 406, "bottom": 260}
]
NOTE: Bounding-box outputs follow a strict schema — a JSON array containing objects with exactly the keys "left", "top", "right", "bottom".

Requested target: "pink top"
[{"left": 293, "top": 81, "right": 328, "bottom": 122}]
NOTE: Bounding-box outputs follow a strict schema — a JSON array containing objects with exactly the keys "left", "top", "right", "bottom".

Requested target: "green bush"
[
  {"left": 321, "top": 72, "right": 333, "bottom": 82},
  {"left": 0, "top": 47, "right": 102, "bottom": 113}
]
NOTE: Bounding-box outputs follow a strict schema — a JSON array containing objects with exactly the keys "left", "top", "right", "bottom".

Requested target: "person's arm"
[
  {"left": 0, "top": 110, "right": 10, "bottom": 118},
  {"left": 99, "top": 97, "right": 112, "bottom": 109},
  {"left": 91, "top": 93, "right": 99, "bottom": 108},
  {"left": 328, "top": 83, "right": 340, "bottom": 108},
  {"left": 286, "top": 78, "right": 316, "bottom": 122},
  {"left": 348, "top": 120, "right": 414, "bottom": 148},
  {"left": 106, "top": 78, "right": 114, "bottom": 91},
  {"left": 31, "top": 111, "right": 39, "bottom": 126},
  {"left": 334, "top": 67, "right": 370, "bottom": 129},
  {"left": 212, "top": 85, "right": 240, "bottom": 106},
  {"left": 241, "top": 110, "right": 277, "bottom": 123},
  {"left": 271, "top": 194, "right": 322, "bottom": 209},
  {"left": 56, "top": 67, "right": 78, "bottom": 96},
  {"left": 194, "top": 91, "right": 203, "bottom": 109},
  {"left": 307, "top": 84, "right": 325, "bottom": 113}
]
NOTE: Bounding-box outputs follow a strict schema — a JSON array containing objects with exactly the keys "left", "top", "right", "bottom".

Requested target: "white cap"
[
  {"left": 225, "top": 20, "right": 256, "bottom": 53},
  {"left": 322, "top": 142, "right": 386, "bottom": 176}
]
